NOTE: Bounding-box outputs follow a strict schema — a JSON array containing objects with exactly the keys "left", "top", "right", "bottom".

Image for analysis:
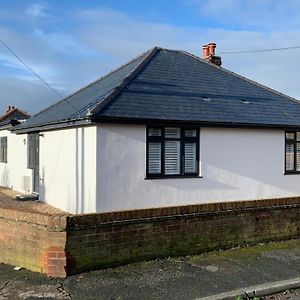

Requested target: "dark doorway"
[{"left": 27, "top": 133, "right": 40, "bottom": 194}]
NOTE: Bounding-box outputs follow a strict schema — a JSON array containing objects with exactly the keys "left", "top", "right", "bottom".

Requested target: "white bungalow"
[{"left": 2, "top": 44, "right": 300, "bottom": 214}]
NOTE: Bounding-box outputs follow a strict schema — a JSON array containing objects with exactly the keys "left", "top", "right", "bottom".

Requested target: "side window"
[
  {"left": 0, "top": 137, "right": 7, "bottom": 163},
  {"left": 147, "top": 126, "right": 199, "bottom": 178}
]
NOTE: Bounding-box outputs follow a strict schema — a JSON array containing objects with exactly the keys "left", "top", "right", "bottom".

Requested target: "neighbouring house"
[
  {"left": 3, "top": 43, "right": 300, "bottom": 214},
  {"left": 0, "top": 106, "right": 31, "bottom": 193}
]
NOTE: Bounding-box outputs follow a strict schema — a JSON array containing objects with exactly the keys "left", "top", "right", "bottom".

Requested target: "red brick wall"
[
  {"left": 65, "top": 197, "right": 300, "bottom": 275},
  {"left": 0, "top": 207, "right": 67, "bottom": 277},
  {"left": 1, "top": 197, "right": 300, "bottom": 277}
]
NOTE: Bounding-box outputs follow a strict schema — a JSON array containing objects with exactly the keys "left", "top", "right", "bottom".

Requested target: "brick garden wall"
[
  {"left": 0, "top": 207, "right": 68, "bottom": 277},
  {"left": 65, "top": 197, "right": 300, "bottom": 275},
  {"left": 1, "top": 197, "right": 300, "bottom": 277}
]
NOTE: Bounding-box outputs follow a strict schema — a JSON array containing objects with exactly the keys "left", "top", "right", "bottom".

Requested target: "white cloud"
[
  {"left": 1, "top": 4, "right": 300, "bottom": 115},
  {"left": 26, "top": 3, "right": 50, "bottom": 18},
  {"left": 72, "top": 7, "right": 300, "bottom": 100},
  {"left": 186, "top": 0, "right": 300, "bottom": 30},
  {"left": 33, "top": 28, "right": 97, "bottom": 57}
]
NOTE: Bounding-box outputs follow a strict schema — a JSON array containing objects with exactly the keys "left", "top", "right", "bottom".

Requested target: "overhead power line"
[
  {"left": 0, "top": 39, "right": 80, "bottom": 114},
  {"left": 220, "top": 45, "right": 300, "bottom": 55},
  {"left": 0, "top": 39, "right": 62, "bottom": 98}
]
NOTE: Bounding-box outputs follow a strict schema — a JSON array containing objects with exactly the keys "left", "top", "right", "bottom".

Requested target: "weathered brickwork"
[
  {"left": 1, "top": 197, "right": 300, "bottom": 277},
  {"left": 0, "top": 208, "right": 67, "bottom": 277},
  {"left": 65, "top": 197, "right": 300, "bottom": 274}
]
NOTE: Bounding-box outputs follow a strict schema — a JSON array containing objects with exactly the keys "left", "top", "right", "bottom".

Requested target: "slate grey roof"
[
  {"left": 14, "top": 48, "right": 155, "bottom": 132},
  {"left": 14, "top": 47, "right": 300, "bottom": 132}
]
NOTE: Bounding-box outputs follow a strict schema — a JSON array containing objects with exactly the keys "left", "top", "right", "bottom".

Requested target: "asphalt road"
[{"left": 1, "top": 239, "right": 300, "bottom": 299}]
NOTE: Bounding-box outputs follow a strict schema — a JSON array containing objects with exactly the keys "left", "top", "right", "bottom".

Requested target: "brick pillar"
[{"left": 43, "top": 232, "right": 67, "bottom": 277}]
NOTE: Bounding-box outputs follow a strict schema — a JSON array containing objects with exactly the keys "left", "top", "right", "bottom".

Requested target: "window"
[
  {"left": 0, "top": 137, "right": 7, "bottom": 163},
  {"left": 285, "top": 132, "right": 300, "bottom": 174},
  {"left": 147, "top": 126, "right": 199, "bottom": 178}
]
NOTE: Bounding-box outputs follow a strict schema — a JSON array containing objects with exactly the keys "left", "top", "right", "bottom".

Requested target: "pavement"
[{"left": 1, "top": 239, "right": 300, "bottom": 299}]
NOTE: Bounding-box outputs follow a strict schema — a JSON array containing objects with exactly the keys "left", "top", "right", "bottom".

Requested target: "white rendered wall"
[
  {"left": 96, "top": 124, "right": 300, "bottom": 212},
  {"left": 0, "top": 129, "right": 32, "bottom": 193},
  {"left": 39, "top": 126, "right": 97, "bottom": 213}
]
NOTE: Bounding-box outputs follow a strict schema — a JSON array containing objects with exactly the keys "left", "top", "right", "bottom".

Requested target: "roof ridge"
[
  {"left": 90, "top": 47, "right": 160, "bottom": 115},
  {"left": 25, "top": 47, "right": 158, "bottom": 122},
  {"left": 180, "top": 50, "right": 300, "bottom": 105}
]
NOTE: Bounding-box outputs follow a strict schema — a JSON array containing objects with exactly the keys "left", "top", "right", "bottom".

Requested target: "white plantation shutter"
[
  {"left": 297, "top": 143, "right": 300, "bottom": 171},
  {"left": 286, "top": 143, "right": 294, "bottom": 171},
  {"left": 165, "top": 127, "right": 180, "bottom": 138},
  {"left": 185, "top": 129, "right": 197, "bottom": 137},
  {"left": 184, "top": 143, "right": 197, "bottom": 173},
  {"left": 147, "top": 126, "right": 199, "bottom": 177},
  {"left": 148, "top": 128, "right": 161, "bottom": 136},
  {"left": 148, "top": 142, "right": 161, "bottom": 174},
  {"left": 165, "top": 141, "right": 181, "bottom": 175},
  {"left": 286, "top": 133, "right": 295, "bottom": 140}
]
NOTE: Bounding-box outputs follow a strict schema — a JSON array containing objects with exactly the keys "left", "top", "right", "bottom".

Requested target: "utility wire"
[
  {"left": 0, "top": 39, "right": 62, "bottom": 98},
  {"left": 0, "top": 39, "right": 80, "bottom": 113},
  {"left": 220, "top": 45, "right": 300, "bottom": 55}
]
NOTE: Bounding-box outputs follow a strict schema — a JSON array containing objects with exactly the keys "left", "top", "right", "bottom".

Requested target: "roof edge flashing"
[{"left": 12, "top": 116, "right": 93, "bottom": 134}]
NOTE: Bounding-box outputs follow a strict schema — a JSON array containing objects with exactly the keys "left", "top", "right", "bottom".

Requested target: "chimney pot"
[
  {"left": 208, "top": 43, "right": 216, "bottom": 56},
  {"left": 202, "top": 44, "right": 209, "bottom": 58},
  {"left": 202, "top": 42, "right": 222, "bottom": 67}
]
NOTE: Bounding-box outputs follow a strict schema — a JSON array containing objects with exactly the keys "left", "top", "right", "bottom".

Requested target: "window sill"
[
  {"left": 145, "top": 175, "right": 203, "bottom": 180},
  {"left": 284, "top": 172, "right": 300, "bottom": 175}
]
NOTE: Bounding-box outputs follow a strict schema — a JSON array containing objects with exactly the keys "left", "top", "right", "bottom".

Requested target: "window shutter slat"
[
  {"left": 148, "top": 128, "right": 161, "bottom": 137},
  {"left": 184, "top": 142, "right": 197, "bottom": 173},
  {"left": 297, "top": 143, "right": 300, "bottom": 171},
  {"left": 286, "top": 143, "right": 295, "bottom": 171},
  {"left": 165, "top": 141, "right": 180, "bottom": 175},
  {"left": 185, "top": 129, "right": 197, "bottom": 137},
  {"left": 165, "top": 127, "right": 180, "bottom": 138},
  {"left": 286, "top": 133, "right": 295, "bottom": 140},
  {"left": 148, "top": 142, "right": 161, "bottom": 174}
]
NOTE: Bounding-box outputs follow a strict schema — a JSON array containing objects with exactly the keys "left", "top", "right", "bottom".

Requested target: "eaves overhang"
[
  {"left": 92, "top": 116, "right": 300, "bottom": 131},
  {"left": 11, "top": 117, "right": 94, "bottom": 134}
]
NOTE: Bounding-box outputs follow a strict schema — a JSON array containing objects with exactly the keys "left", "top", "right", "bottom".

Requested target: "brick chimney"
[{"left": 202, "top": 42, "right": 222, "bottom": 66}]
